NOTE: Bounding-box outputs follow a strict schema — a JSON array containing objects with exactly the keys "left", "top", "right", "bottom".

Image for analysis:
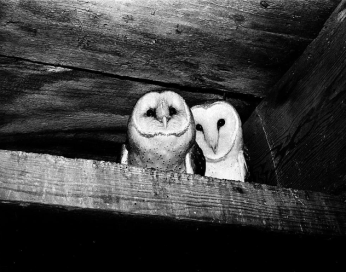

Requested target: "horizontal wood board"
[
  {"left": 0, "top": 149, "right": 345, "bottom": 236},
  {"left": 0, "top": 56, "right": 258, "bottom": 162},
  {"left": 0, "top": 0, "right": 340, "bottom": 97},
  {"left": 243, "top": 0, "right": 346, "bottom": 194}
]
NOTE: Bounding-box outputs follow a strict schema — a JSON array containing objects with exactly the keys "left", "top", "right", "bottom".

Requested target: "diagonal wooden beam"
[
  {"left": 243, "top": 0, "right": 346, "bottom": 193},
  {"left": 0, "top": 149, "right": 345, "bottom": 236}
]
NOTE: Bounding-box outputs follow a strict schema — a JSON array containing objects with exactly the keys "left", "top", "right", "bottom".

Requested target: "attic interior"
[{"left": 1, "top": 0, "right": 346, "bottom": 271}]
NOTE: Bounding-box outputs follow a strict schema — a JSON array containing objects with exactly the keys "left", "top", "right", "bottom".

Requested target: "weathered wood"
[
  {"left": 243, "top": 112, "right": 277, "bottom": 186},
  {"left": 0, "top": 0, "right": 340, "bottom": 97},
  {"left": 0, "top": 56, "right": 258, "bottom": 160},
  {"left": 243, "top": 0, "right": 346, "bottom": 194},
  {"left": 0, "top": 149, "right": 345, "bottom": 236}
]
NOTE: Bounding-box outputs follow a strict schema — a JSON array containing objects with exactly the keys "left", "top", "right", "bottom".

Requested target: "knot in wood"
[{"left": 260, "top": 1, "right": 269, "bottom": 9}]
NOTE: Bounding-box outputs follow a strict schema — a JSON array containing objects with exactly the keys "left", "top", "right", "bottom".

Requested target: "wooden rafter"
[
  {"left": 0, "top": 0, "right": 340, "bottom": 97},
  {"left": 243, "top": 0, "right": 346, "bottom": 194}
]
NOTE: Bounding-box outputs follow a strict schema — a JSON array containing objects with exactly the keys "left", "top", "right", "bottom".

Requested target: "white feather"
[
  {"left": 120, "top": 144, "right": 128, "bottom": 165},
  {"left": 191, "top": 101, "right": 247, "bottom": 182},
  {"left": 185, "top": 151, "right": 194, "bottom": 174},
  {"left": 120, "top": 91, "right": 205, "bottom": 175}
]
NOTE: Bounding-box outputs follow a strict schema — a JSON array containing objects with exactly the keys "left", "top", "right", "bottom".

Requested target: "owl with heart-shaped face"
[
  {"left": 120, "top": 91, "right": 205, "bottom": 175},
  {"left": 191, "top": 101, "right": 247, "bottom": 181}
]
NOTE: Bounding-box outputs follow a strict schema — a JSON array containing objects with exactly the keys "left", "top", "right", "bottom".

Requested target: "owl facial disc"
[
  {"left": 131, "top": 91, "right": 192, "bottom": 138},
  {"left": 192, "top": 101, "right": 241, "bottom": 162},
  {"left": 124, "top": 90, "right": 202, "bottom": 174}
]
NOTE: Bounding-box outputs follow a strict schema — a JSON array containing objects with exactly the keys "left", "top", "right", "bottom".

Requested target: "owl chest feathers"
[
  {"left": 128, "top": 128, "right": 194, "bottom": 172},
  {"left": 206, "top": 149, "right": 246, "bottom": 181}
]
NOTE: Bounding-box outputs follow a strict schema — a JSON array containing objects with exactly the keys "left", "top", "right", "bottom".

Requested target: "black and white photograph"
[{"left": 0, "top": 0, "right": 345, "bottom": 271}]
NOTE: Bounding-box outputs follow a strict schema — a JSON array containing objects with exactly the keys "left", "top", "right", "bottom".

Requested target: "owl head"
[
  {"left": 191, "top": 101, "right": 243, "bottom": 162},
  {"left": 127, "top": 91, "right": 195, "bottom": 154},
  {"left": 129, "top": 91, "right": 194, "bottom": 136}
]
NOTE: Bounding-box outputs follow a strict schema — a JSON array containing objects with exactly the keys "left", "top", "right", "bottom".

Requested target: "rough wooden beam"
[
  {"left": 0, "top": 0, "right": 340, "bottom": 97},
  {"left": 0, "top": 149, "right": 345, "bottom": 236},
  {"left": 243, "top": 0, "right": 346, "bottom": 194},
  {"left": 0, "top": 56, "right": 257, "bottom": 161}
]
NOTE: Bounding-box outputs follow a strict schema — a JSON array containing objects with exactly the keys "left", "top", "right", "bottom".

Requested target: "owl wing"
[
  {"left": 119, "top": 143, "right": 129, "bottom": 165},
  {"left": 185, "top": 142, "right": 206, "bottom": 176},
  {"left": 238, "top": 150, "right": 248, "bottom": 182}
]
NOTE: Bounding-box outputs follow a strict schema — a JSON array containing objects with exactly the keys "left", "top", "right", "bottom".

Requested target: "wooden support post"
[
  {"left": 243, "top": 0, "right": 346, "bottom": 194},
  {"left": 1, "top": 149, "right": 345, "bottom": 236}
]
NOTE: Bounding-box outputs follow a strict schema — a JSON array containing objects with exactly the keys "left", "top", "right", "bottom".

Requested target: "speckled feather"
[{"left": 120, "top": 91, "right": 205, "bottom": 176}]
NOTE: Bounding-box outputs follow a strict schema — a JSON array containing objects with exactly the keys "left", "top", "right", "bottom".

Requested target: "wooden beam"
[
  {"left": 0, "top": 149, "right": 345, "bottom": 236},
  {"left": 0, "top": 0, "right": 340, "bottom": 97},
  {"left": 243, "top": 0, "right": 346, "bottom": 194},
  {"left": 0, "top": 56, "right": 258, "bottom": 161}
]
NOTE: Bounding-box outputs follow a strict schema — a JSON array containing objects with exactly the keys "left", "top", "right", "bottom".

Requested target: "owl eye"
[
  {"left": 169, "top": 106, "right": 177, "bottom": 116},
  {"left": 196, "top": 124, "right": 203, "bottom": 132},
  {"left": 146, "top": 108, "right": 156, "bottom": 118},
  {"left": 217, "top": 119, "right": 225, "bottom": 129}
]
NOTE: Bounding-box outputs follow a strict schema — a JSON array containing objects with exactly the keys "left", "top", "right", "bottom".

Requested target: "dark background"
[{"left": 0, "top": 202, "right": 345, "bottom": 272}]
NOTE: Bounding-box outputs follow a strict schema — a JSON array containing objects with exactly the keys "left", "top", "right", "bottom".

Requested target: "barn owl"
[
  {"left": 191, "top": 101, "right": 247, "bottom": 182},
  {"left": 120, "top": 91, "right": 205, "bottom": 175}
]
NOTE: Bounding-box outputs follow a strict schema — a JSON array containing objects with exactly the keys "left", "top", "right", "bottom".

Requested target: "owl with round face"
[
  {"left": 191, "top": 101, "right": 247, "bottom": 182},
  {"left": 120, "top": 91, "right": 205, "bottom": 175}
]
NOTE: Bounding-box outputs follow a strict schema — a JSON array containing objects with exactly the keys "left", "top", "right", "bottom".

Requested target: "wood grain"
[
  {"left": 0, "top": 0, "right": 340, "bottom": 97},
  {"left": 0, "top": 56, "right": 258, "bottom": 161},
  {"left": 0, "top": 149, "right": 345, "bottom": 236},
  {"left": 243, "top": 111, "right": 278, "bottom": 186},
  {"left": 243, "top": 0, "right": 346, "bottom": 194}
]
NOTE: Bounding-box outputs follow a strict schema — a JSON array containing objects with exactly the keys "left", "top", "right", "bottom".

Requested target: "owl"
[
  {"left": 191, "top": 101, "right": 247, "bottom": 182},
  {"left": 120, "top": 91, "right": 205, "bottom": 175}
]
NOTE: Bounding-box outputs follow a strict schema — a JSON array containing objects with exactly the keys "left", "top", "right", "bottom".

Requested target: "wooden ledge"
[{"left": 0, "top": 149, "right": 345, "bottom": 236}]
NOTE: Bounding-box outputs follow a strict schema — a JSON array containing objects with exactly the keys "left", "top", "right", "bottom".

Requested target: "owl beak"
[
  {"left": 211, "top": 144, "right": 218, "bottom": 154},
  {"left": 162, "top": 116, "right": 168, "bottom": 128},
  {"left": 204, "top": 132, "right": 218, "bottom": 154},
  {"left": 157, "top": 100, "right": 170, "bottom": 128}
]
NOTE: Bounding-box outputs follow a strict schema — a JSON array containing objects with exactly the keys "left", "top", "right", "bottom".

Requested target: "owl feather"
[
  {"left": 191, "top": 101, "right": 247, "bottom": 181},
  {"left": 120, "top": 91, "right": 205, "bottom": 176}
]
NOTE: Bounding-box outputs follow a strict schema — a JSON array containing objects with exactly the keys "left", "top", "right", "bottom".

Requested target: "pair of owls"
[{"left": 120, "top": 91, "right": 247, "bottom": 182}]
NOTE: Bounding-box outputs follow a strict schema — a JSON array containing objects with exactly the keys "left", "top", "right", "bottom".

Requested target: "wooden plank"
[
  {"left": 0, "top": 149, "right": 345, "bottom": 236},
  {"left": 243, "top": 0, "right": 346, "bottom": 194},
  {"left": 243, "top": 111, "right": 277, "bottom": 186},
  {"left": 0, "top": 0, "right": 340, "bottom": 97},
  {"left": 0, "top": 56, "right": 258, "bottom": 161}
]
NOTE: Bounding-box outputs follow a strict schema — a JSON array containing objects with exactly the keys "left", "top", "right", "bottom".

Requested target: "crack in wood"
[{"left": 255, "top": 107, "right": 279, "bottom": 184}]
